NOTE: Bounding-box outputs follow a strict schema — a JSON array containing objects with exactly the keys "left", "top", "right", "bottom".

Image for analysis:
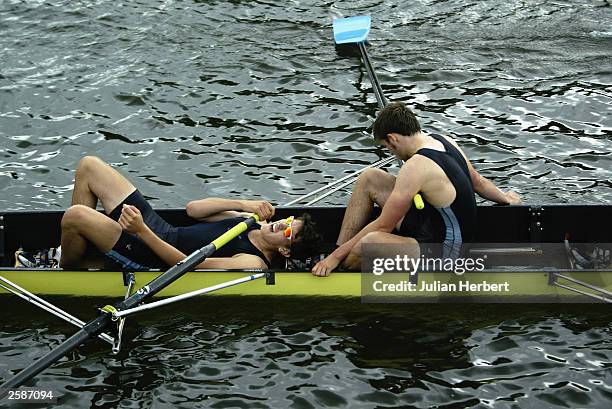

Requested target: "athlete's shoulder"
[
  {"left": 398, "top": 155, "right": 437, "bottom": 182},
  {"left": 404, "top": 151, "right": 437, "bottom": 168},
  {"left": 405, "top": 152, "right": 431, "bottom": 165},
  {"left": 435, "top": 133, "right": 460, "bottom": 147},
  {"left": 438, "top": 134, "right": 470, "bottom": 163}
]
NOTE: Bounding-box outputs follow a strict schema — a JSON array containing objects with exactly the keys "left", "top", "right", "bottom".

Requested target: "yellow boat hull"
[{"left": 1, "top": 269, "right": 610, "bottom": 302}]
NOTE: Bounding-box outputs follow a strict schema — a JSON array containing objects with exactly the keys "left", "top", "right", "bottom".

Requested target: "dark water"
[
  {"left": 1, "top": 298, "right": 611, "bottom": 408},
  {"left": 1, "top": 1, "right": 612, "bottom": 408},
  {"left": 1, "top": 0, "right": 611, "bottom": 210}
]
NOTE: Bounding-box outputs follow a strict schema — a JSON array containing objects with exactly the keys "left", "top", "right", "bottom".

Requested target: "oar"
[
  {"left": 333, "top": 16, "right": 386, "bottom": 107},
  {"left": 333, "top": 15, "right": 424, "bottom": 210},
  {"left": 0, "top": 215, "right": 259, "bottom": 396},
  {"left": 283, "top": 155, "right": 396, "bottom": 206}
]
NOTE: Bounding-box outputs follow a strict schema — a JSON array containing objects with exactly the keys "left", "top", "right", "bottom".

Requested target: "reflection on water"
[
  {"left": 0, "top": 298, "right": 610, "bottom": 408},
  {"left": 0, "top": 0, "right": 611, "bottom": 210}
]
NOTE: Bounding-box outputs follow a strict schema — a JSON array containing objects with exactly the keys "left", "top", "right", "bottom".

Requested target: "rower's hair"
[
  {"left": 290, "top": 213, "right": 322, "bottom": 261},
  {"left": 373, "top": 101, "right": 421, "bottom": 140}
]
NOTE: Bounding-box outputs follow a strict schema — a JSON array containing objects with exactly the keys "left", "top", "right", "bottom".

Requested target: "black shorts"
[
  {"left": 398, "top": 204, "right": 466, "bottom": 259},
  {"left": 105, "top": 190, "right": 178, "bottom": 270},
  {"left": 397, "top": 204, "right": 445, "bottom": 258},
  {"left": 398, "top": 205, "right": 442, "bottom": 243}
]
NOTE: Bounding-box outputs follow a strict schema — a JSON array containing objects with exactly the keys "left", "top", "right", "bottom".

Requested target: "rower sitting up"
[
  {"left": 60, "top": 156, "right": 321, "bottom": 270},
  {"left": 312, "top": 101, "right": 522, "bottom": 276}
]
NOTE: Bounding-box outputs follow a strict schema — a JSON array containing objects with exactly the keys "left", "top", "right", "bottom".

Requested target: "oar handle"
[
  {"left": 212, "top": 214, "right": 259, "bottom": 249},
  {"left": 413, "top": 194, "right": 424, "bottom": 210}
]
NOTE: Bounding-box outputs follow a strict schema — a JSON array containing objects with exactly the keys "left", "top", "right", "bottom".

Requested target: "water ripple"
[
  {"left": 0, "top": 0, "right": 610, "bottom": 209},
  {"left": 1, "top": 299, "right": 610, "bottom": 408}
]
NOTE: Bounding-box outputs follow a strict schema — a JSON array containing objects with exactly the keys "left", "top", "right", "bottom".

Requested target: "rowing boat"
[
  {"left": 1, "top": 205, "right": 611, "bottom": 302},
  {"left": 3, "top": 16, "right": 610, "bottom": 397}
]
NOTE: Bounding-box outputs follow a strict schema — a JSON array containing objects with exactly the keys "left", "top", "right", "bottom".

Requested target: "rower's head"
[
  {"left": 266, "top": 213, "right": 321, "bottom": 260},
  {"left": 373, "top": 101, "right": 422, "bottom": 159}
]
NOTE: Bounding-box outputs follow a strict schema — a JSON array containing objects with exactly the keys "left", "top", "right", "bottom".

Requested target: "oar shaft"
[
  {"left": 99, "top": 219, "right": 256, "bottom": 355},
  {"left": 0, "top": 280, "right": 114, "bottom": 345},
  {"left": 284, "top": 156, "right": 396, "bottom": 206},
  {"left": 116, "top": 217, "right": 257, "bottom": 310},
  {"left": 121, "top": 245, "right": 214, "bottom": 308},
  {"left": 0, "top": 246, "right": 224, "bottom": 394},
  {"left": 358, "top": 42, "right": 386, "bottom": 109},
  {"left": 0, "top": 316, "right": 108, "bottom": 396}
]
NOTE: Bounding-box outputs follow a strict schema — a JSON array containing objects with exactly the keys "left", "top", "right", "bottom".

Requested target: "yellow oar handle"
[
  {"left": 211, "top": 214, "right": 260, "bottom": 250},
  {"left": 413, "top": 193, "right": 424, "bottom": 210}
]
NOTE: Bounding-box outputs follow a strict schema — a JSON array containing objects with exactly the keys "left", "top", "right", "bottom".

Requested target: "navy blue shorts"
[
  {"left": 398, "top": 204, "right": 441, "bottom": 243},
  {"left": 105, "top": 190, "right": 178, "bottom": 270}
]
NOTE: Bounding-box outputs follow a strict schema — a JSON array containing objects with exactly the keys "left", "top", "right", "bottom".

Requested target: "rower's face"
[
  {"left": 381, "top": 137, "right": 397, "bottom": 155},
  {"left": 265, "top": 217, "right": 303, "bottom": 247},
  {"left": 380, "top": 133, "right": 410, "bottom": 160}
]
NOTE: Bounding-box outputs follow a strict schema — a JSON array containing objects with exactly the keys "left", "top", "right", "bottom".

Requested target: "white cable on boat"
[
  {"left": 0, "top": 275, "right": 115, "bottom": 345},
  {"left": 111, "top": 273, "right": 266, "bottom": 318},
  {"left": 284, "top": 155, "right": 395, "bottom": 206},
  {"left": 304, "top": 176, "right": 358, "bottom": 206}
]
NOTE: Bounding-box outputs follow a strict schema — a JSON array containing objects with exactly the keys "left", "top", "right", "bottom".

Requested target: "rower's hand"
[
  {"left": 119, "top": 204, "right": 146, "bottom": 235},
  {"left": 505, "top": 191, "right": 522, "bottom": 205},
  {"left": 244, "top": 200, "right": 275, "bottom": 221},
  {"left": 311, "top": 254, "right": 341, "bottom": 277}
]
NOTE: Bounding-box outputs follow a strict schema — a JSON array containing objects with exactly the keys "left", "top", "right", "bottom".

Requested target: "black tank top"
[
  {"left": 175, "top": 217, "right": 270, "bottom": 267},
  {"left": 399, "top": 134, "right": 477, "bottom": 257}
]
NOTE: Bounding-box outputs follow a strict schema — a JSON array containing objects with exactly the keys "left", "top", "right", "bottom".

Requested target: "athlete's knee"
[
  {"left": 360, "top": 231, "right": 386, "bottom": 244},
  {"left": 76, "top": 155, "right": 105, "bottom": 178},
  {"left": 61, "top": 205, "right": 93, "bottom": 230},
  {"left": 404, "top": 239, "right": 420, "bottom": 258},
  {"left": 357, "top": 168, "right": 382, "bottom": 185},
  {"left": 356, "top": 168, "right": 390, "bottom": 196}
]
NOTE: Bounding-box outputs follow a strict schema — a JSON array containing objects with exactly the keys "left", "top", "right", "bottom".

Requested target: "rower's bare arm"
[
  {"left": 196, "top": 254, "right": 267, "bottom": 270},
  {"left": 443, "top": 135, "right": 521, "bottom": 205},
  {"left": 468, "top": 163, "right": 521, "bottom": 205},
  {"left": 186, "top": 198, "right": 275, "bottom": 221},
  {"left": 376, "top": 162, "right": 421, "bottom": 231}
]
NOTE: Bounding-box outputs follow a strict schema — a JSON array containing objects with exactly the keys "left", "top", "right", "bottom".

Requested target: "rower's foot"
[
  {"left": 15, "top": 246, "right": 61, "bottom": 269},
  {"left": 14, "top": 248, "right": 25, "bottom": 268}
]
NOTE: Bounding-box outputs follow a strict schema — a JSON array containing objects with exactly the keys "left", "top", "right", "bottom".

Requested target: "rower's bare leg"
[
  {"left": 343, "top": 232, "right": 419, "bottom": 270},
  {"left": 337, "top": 168, "right": 396, "bottom": 245},
  {"left": 60, "top": 205, "right": 122, "bottom": 267},
  {"left": 71, "top": 156, "right": 137, "bottom": 213}
]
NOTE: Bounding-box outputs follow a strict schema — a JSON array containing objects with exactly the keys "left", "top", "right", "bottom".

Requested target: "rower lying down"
[{"left": 55, "top": 156, "right": 323, "bottom": 271}]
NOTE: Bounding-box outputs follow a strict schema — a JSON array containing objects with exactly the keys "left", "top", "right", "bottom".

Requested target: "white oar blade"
[{"left": 333, "top": 15, "right": 371, "bottom": 44}]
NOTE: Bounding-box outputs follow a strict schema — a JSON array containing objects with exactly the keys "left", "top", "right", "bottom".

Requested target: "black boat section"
[{"left": 0, "top": 205, "right": 611, "bottom": 269}]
